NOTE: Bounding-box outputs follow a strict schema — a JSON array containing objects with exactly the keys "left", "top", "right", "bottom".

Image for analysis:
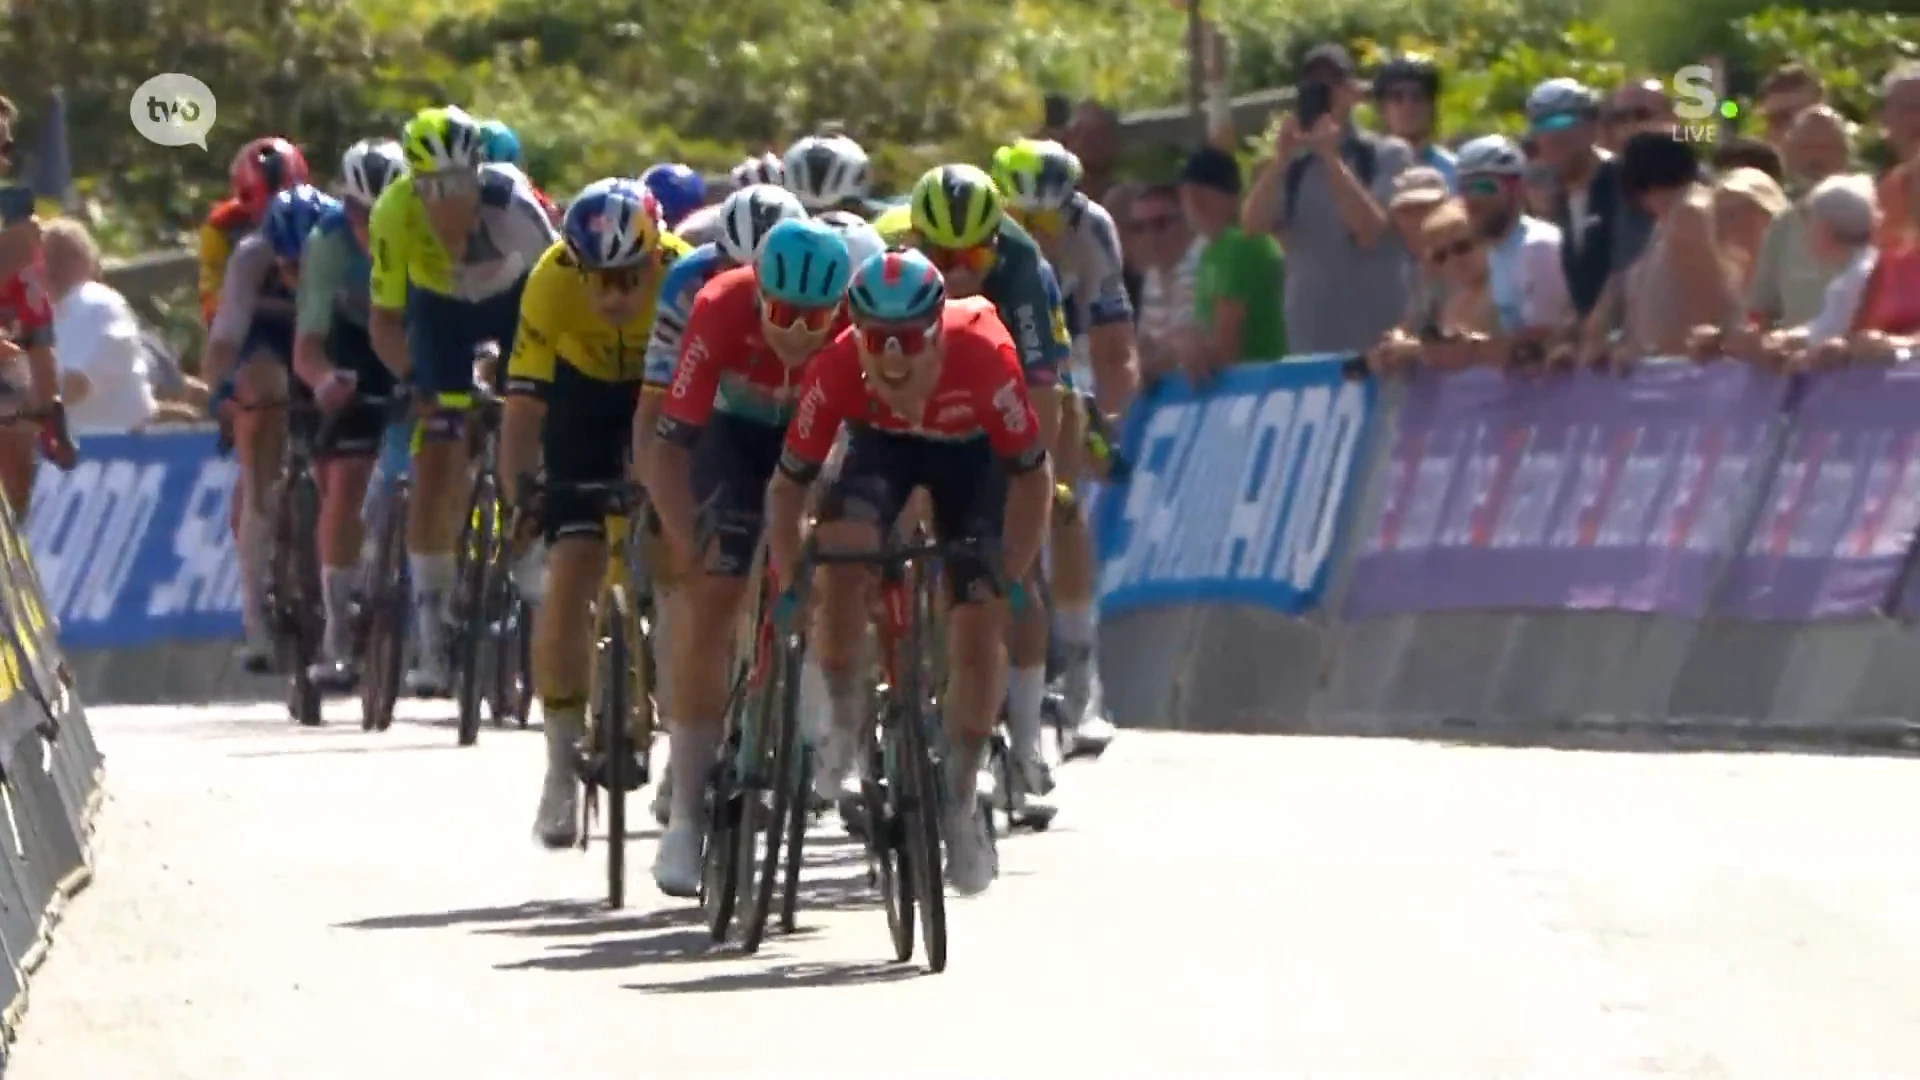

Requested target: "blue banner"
[
  {"left": 1096, "top": 358, "right": 1376, "bottom": 616},
  {"left": 24, "top": 429, "right": 243, "bottom": 650}
]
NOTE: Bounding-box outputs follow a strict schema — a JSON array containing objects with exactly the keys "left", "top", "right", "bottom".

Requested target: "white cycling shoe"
[
  {"left": 534, "top": 717, "right": 580, "bottom": 849},
  {"left": 811, "top": 723, "right": 861, "bottom": 805},
  {"left": 652, "top": 811, "right": 706, "bottom": 898}
]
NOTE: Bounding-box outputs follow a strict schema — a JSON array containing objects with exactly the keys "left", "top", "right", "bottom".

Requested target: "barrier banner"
[
  {"left": 1344, "top": 363, "right": 1785, "bottom": 616},
  {"left": 1716, "top": 365, "right": 1920, "bottom": 620},
  {"left": 24, "top": 429, "right": 243, "bottom": 650},
  {"left": 1095, "top": 358, "right": 1374, "bottom": 616}
]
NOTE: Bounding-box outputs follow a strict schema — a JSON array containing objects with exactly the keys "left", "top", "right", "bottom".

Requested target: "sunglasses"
[
  {"left": 1461, "top": 176, "right": 1507, "bottom": 197},
  {"left": 1011, "top": 206, "right": 1066, "bottom": 236},
  {"left": 1380, "top": 86, "right": 1429, "bottom": 104},
  {"left": 761, "top": 295, "right": 838, "bottom": 333},
  {"left": 415, "top": 168, "right": 479, "bottom": 200},
  {"left": 855, "top": 318, "right": 939, "bottom": 356},
  {"left": 1427, "top": 236, "right": 1477, "bottom": 263},
  {"left": 924, "top": 240, "right": 996, "bottom": 275},
  {"left": 583, "top": 265, "right": 650, "bottom": 293},
  {"left": 1131, "top": 213, "right": 1180, "bottom": 233}
]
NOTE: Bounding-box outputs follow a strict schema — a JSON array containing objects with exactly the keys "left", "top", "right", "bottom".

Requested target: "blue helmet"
[
  {"left": 265, "top": 184, "right": 340, "bottom": 261},
  {"left": 562, "top": 178, "right": 663, "bottom": 270},
  {"left": 755, "top": 219, "right": 853, "bottom": 308},
  {"left": 478, "top": 119, "right": 521, "bottom": 165},
  {"left": 846, "top": 248, "right": 945, "bottom": 323},
  {"left": 640, "top": 163, "right": 705, "bottom": 226}
]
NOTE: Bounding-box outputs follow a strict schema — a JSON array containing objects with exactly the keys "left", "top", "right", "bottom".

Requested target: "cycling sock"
[
  {"left": 667, "top": 721, "right": 719, "bottom": 823},
  {"left": 1006, "top": 666, "right": 1047, "bottom": 761},
  {"left": 238, "top": 503, "right": 271, "bottom": 640},
  {"left": 797, "top": 659, "right": 832, "bottom": 746},
  {"left": 825, "top": 665, "right": 864, "bottom": 741},
  {"left": 1053, "top": 603, "right": 1095, "bottom": 650},
  {"left": 408, "top": 552, "right": 456, "bottom": 651},
  {"left": 950, "top": 734, "right": 988, "bottom": 806},
  {"left": 541, "top": 701, "right": 585, "bottom": 766},
  {"left": 321, "top": 566, "right": 356, "bottom": 659}
]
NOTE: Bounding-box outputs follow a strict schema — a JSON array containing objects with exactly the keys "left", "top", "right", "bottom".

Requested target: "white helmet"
[
  {"left": 1456, "top": 134, "right": 1526, "bottom": 178},
  {"left": 782, "top": 134, "right": 871, "bottom": 211},
  {"left": 730, "top": 152, "right": 784, "bottom": 191},
  {"left": 813, "top": 210, "right": 886, "bottom": 268},
  {"left": 340, "top": 138, "right": 407, "bottom": 207},
  {"left": 719, "top": 183, "right": 809, "bottom": 264}
]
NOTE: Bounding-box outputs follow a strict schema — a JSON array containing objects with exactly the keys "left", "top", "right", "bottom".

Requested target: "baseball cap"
[
  {"left": 1457, "top": 134, "right": 1526, "bottom": 177},
  {"left": 1388, "top": 166, "right": 1449, "bottom": 209},
  {"left": 1180, "top": 146, "right": 1242, "bottom": 196},
  {"left": 1526, "top": 77, "right": 1598, "bottom": 132},
  {"left": 1301, "top": 43, "right": 1355, "bottom": 80}
]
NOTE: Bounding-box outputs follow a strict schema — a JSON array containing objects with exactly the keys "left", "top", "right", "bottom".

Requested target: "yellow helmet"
[
  {"left": 909, "top": 164, "right": 1003, "bottom": 249},
  {"left": 990, "top": 138, "right": 1082, "bottom": 212},
  {"left": 399, "top": 105, "right": 483, "bottom": 173}
]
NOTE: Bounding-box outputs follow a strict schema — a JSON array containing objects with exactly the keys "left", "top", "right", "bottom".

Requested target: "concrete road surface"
[{"left": 11, "top": 701, "right": 1920, "bottom": 1077}]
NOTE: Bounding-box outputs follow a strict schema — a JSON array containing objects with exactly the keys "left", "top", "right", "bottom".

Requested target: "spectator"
[
  {"left": 1758, "top": 64, "right": 1826, "bottom": 152},
  {"left": 1241, "top": 42, "right": 1412, "bottom": 355},
  {"left": 1127, "top": 183, "right": 1200, "bottom": 386},
  {"left": 1374, "top": 54, "right": 1455, "bottom": 188},
  {"left": 1876, "top": 64, "right": 1920, "bottom": 249},
  {"left": 1711, "top": 138, "right": 1787, "bottom": 185},
  {"left": 1521, "top": 139, "right": 1556, "bottom": 220},
  {"left": 1616, "top": 131, "right": 1735, "bottom": 359},
  {"left": 1788, "top": 176, "right": 1879, "bottom": 351},
  {"left": 1177, "top": 146, "right": 1286, "bottom": 378},
  {"left": 1600, "top": 78, "right": 1677, "bottom": 152},
  {"left": 1457, "top": 135, "right": 1573, "bottom": 340},
  {"left": 1851, "top": 162, "right": 1920, "bottom": 345},
  {"left": 1712, "top": 167, "right": 1788, "bottom": 297},
  {"left": 1751, "top": 105, "right": 1855, "bottom": 329},
  {"left": 1386, "top": 167, "right": 1449, "bottom": 343},
  {"left": 1418, "top": 200, "right": 1500, "bottom": 361},
  {"left": 1064, "top": 101, "right": 1123, "bottom": 206},
  {"left": 1525, "top": 77, "right": 1654, "bottom": 320},
  {"left": 40, "top": 219, "right": 156, "bottom": 433}
]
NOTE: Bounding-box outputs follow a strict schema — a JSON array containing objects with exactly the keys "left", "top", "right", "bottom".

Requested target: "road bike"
[
  {"left": 233, "top": 395, "right": 328, "bottom": 727},
  {"left": 359, "top": 416, "right": 412, "bottom": 733},
  {"left": 451, "top": 388, "right": 532, "bottom": 745}
]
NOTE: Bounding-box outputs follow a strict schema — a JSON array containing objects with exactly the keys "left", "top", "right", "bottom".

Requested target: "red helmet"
[{"left": 230, "top": 137, "right": 310, "bottom": 211}]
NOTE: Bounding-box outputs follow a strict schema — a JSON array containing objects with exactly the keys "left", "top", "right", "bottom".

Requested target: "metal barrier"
[{"left": 1097, "top": 357, "right": 1920, "bottom": 741}]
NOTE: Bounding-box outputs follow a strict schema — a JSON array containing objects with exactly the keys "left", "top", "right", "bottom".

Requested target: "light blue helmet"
[
  {"left": 478, "top": 119, "right": 521, "bottom": 165},
  {"left": 846, "top": 248, "right": 945, "bottom": 323},
  {"left": 754, "top": 218, "right": 853, "bottom": 308}
]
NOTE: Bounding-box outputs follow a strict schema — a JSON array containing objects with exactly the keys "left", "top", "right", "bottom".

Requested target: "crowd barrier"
[
  {"left": 23, "top": 428, "right": 258, "bottom": 705},
  {"left": 0, "top": 484, "right": 107, "bottom": 1064},
  {"left": 1094, "top": 355, "right": 1920, "bottom": 741}
]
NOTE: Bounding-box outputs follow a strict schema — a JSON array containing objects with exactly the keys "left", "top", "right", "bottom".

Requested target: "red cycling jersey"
[
  {"left": 656, "top": 265, "right": 845, "bottom": 445},
  {"left": 0, "top": 260, "right": 54, "bottom": 349},
  {"left": 779, "top": 296, "right": 1045, "bottom": 482}
]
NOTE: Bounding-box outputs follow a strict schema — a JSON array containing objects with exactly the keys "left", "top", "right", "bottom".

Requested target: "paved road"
[{"left": 11, "top": 701, "right": 1920, "bottom": 1077}]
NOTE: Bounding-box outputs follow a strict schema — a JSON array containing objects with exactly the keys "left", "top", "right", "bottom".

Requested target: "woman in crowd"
[
  {"left": 1760, "top": 174, "right": 1880, "bottom": 367},
  {"left": 1610, "top": 131, "right": 1738, "bottom": 361},
  {"left": 1850, "top": 161, "right": 1920, "bottom": 359},
  {"left": 1369, "top": 198, "right": 1498, "bottom": 371},
  {"left": 1713, "top": 167, "right": 1788, "bottom": 298}
]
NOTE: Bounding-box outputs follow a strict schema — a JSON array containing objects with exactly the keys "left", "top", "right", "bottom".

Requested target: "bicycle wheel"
[
  {"left": 780, "top": 736, "right": 812, "bottom": 934},
  {"left": 282, "top": 470, "right": 323, "bottom": 727},
  {"left": 702, "top": 728, "right": 744, "bottom": 942},
  {"left": 602, "top": 585, "right": 632, "bottom": 909},
  {"left": 897, "top": 564, "right": 947, "bottom": 973},
  {"left": 873, "top": 693, "right": 914, "bottom": 963},
  {"left": 360, "top": 480, "right": 409, "bottom": 732},
  {"left": 742, "top": 640, "right": 800, "bottom": 953},
  {"left": 453, "top": 472, "right": 498, "bottom": 746}
]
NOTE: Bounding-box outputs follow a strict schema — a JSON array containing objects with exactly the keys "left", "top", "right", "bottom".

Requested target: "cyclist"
[
  {"left": 645, "top": 218, "right": 852, "bottom": 896},
  {"left": 766, "top": 248, "right": 1053, "bottom": 896},
  {"left": 200, "top": 137, "right": 309, "bottom": 327},
  {"left": 782, "top": 133, "right": 872, "bottom": 215},
  {"left": 205, "top": 181, "right": 330, "bottom": 671},
  {"left": 992, "top": 138, "right": 1137, "bottom": 762},
  {"left": 478, "top": 118, "right": 560, "bottom": 226},
  {"left": 638, "top": 181, "right": 809, "bottom": 829},
  {"left": 641, "top": 163, "right": 706, "bottom": 231},
  {"left": 729, "top": 151, "right": 783, "bottom": 191},
  {"left": 813, "top": 210, "right": 887, "bottom": 267},
  {"left": 292, "top": 139, "right": 409, "bottom": 691},
  {"left": 500, "top": 177, "right": 690, "bottom": 848},
  {"left": 369, "top": 104, "right": 558, "bottom": 697}
]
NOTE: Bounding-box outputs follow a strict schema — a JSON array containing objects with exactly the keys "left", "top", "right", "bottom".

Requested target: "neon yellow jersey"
[
  {"left": 367, "top": 164, "right": 558, "bottom": 310},
  {"left": 871, "top": 204, "right": 914, "bottom": 244}
]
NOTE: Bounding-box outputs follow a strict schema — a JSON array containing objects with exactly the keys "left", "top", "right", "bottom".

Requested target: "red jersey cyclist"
[
  {"left": 764, "top": 248, "right": 1054, "bottom": 896},
  {"left": 645, "top": 218, "right": 854, "bottom": 897}
]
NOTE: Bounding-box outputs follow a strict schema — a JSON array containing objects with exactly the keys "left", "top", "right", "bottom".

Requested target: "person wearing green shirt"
[{"left": 1177, "top": 146, "right": 1287, "bottom": 379}]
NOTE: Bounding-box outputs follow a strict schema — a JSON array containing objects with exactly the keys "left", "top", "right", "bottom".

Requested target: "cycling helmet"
[
  {"left": 399, "top": 106, "right": 484, "bottom": 173},
  {"left": 1374, "top": 53, "right": 1441, "bottom": 101},
  {"left": 230, "top": 137, "right": 310, "bottom": 211},
  {"left": 478, "top": 119, "right": 522, "bottom": 165},
  {"left": 340, "top": 139, "right": 407, "bottom": 207},
  {"left": 814, "top": 210, "right": 886, "bottom": 268},
  {"left": 991, "top": 138, "right": 1083, "bottom": 212},
  {"left": 1456, "top": 134, "right": 1526, "bottom": 177},
  {"left": 782, "top": 134, "right": 871, "bottom": 210},
  {"left": 847, "top": 248, "right": 946, "bottom": 324},
  {"left": 561, "top": 178, "right": 663, "bottom": 270},
  {"left": 730, "top": 152, "right": 784, "bottom": 191},
  {"left": 718, "top": 183, "right": 808, "bottom": 264},
  {"left": 265, "top": 185, "right": 340, "bottom": 262},
  {"left": 755, "top": 219, "right": 854, "bottom": 308},
  {"left": 909, "top": 164, "right": 1003, "bottom": 249},
  {"left": 640, "top": 163, "right": 707, "bottom": 227}
]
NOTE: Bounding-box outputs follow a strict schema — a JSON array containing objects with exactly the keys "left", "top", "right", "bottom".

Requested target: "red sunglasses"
[
  {"left": 855, "top": 319, "right": 939, "bottom": 356},
  {"left": 923, "top": 242, "right": 995, "bottom": 275},
  {"left": 761, "top": 296, "right": 838, "bottom": 333}
]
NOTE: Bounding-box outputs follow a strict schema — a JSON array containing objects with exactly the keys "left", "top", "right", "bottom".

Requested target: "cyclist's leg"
[
  {"left": 922, "top": 437, "right": 1012, "bottom": 894},
  {"left": 308, "top": 340, "right": 388, "bottom": 687},
  {"left": 232, "top": 321, "right": 295, "bottom": 668},
  {"left": 529, "top": 484, "right": 609, "bottom": 848},
  {"left": 1049, "top": 378, "right": 1108, "bottom": 748}
]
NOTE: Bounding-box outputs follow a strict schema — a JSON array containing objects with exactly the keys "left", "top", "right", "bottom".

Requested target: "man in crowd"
[
  {"left": 1600, "top": 77, "right": 1676, "bottom": 152},
  {"left": 1750, "top": 105, "right": 1855, "bottom": 329},
  {"left": 1456, "top": 135, "right": 1572, "bottom": 341},
  {"left": 1524, "top": 77, "right": 1652, "bottom": 322},
  {"left": 1064, "top": 101, "right": 1124, "bottom": 207},
  {"left": 1374, "top": 55, "right": 1455, "bottom": 189},
  {"left": 41, "top": 219, "right": 155, "bottom": 433},
  {"left": 1178, "top": 147, "right": 1286, "bottom": 377},
  {"left": 1758, "top": 64, "right": 1826, "bottom": 153},
  {"left": 1241, "top": 43, "right": 1412, "bottom": 356},
  {"left": 1127, "top": 182, "right": 1200, "bottom": 386}
]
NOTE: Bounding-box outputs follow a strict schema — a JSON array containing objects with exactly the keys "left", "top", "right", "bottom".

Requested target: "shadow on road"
[
  {"left": 495, "top": 925, "right": 788, "bottom": 971},
  {"left": 628, "top": 959, "right": 922, "bottom": 994},
  {"left": 340, "top": 897, "right": 616, "bottom": 932}
]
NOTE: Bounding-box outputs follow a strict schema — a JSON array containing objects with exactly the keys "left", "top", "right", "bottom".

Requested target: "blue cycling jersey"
[{"left": 644, "top": 241, "right": 730, "bottom": 388}]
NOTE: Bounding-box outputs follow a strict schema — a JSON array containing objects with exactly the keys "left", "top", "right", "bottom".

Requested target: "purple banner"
[
  {"left": 1715, "top": 365, "right": 1920, "bottom": 620},
  {"left": 1344, "top": 363, "right": 1785, "bottom": 617}
]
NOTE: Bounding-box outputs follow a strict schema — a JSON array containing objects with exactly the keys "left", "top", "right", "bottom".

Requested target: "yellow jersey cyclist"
[
  {"left": 879, "top": 164, "right": 1075, "bottom": 812},
  {"left": 368, "top": 104, "right": 558, "bottom": 698},
  {"left": 499, "top": 177, "right": 691, "bottom": 849},
  {"left": 290, "top": 139, "right": 410, "bottom": 692},
  {"left": 993, "top": 138, "right": 1140, "bottom": 764}
]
